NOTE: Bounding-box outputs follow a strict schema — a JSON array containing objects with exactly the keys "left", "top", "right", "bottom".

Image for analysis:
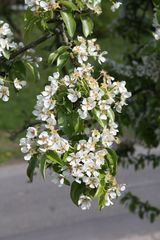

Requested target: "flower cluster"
[
  {"left": 78, "top": 182, "right": 126, "bottom": 210},
  {"left": 0, "top": 20, "right": 17, "bottom": 58},
  {"left": 20, "top": 72, "right": 70, "bottom": 160},
  {"left": 0, "top": 20, "right": 27, "bottom": 102},
  {"left": 0, "top": 79, "right": 10, "bottom": 102},
  {"left": 153, "top": 11, "right": 160, "bottom": 40},
  {"left": 20, "top": 37, "right": 131, "bottom": 210},
  {"left": 0, "top": 20, "right": 44, "bottom": 102},
  {"left": 111, "top": 1, "right": 122, "bottom": 12},
  {"left": 25, "top": 0, "right": 102, "bottom": 14},
  {"left": 0, "top": 77, "right": 27, "bottom": 102},
  {"left": 82, "top": 0, "right": 102, "bottom": 14},
  {"left": 72, "top": 36, "right": 107, "bottom": 65},
  {"left": 25, "top": 0, "right": 60, "bottom": 12}
]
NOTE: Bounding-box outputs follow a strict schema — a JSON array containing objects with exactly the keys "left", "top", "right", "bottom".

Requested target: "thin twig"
[
  {"left": 0, "top": 32, "right": 55, "bottom": 65},
  {"left": 10, "top": 120, "right": 42, "bottom": 140}
]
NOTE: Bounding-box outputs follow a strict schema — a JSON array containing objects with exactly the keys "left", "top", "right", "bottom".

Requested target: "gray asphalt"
[{"left": 0, "top": 161, "right": 160, "bottom": 240}]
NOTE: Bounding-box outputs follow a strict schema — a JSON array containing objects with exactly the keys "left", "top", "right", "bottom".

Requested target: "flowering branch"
[
  {"left": 0, "top": 0, "right": 130, "bottom": 211},
  {"left": 0, "top": 31, "right": 55, "bottom": 65}
]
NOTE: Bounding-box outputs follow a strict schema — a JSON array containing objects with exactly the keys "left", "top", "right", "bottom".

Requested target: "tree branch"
[
  {"left": 10, "top": 120, "right": 42, "bottom": 140},
  {"left": 0, "top": 32, "right": 55, "bottom": 65}
]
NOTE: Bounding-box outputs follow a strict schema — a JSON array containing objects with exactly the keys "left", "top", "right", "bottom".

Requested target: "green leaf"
[
  {"left": 59, "top": 0, "right": 78, "bottom": 10},
  {"left": 92, "top": 0, "right": 102, "bottom": 7},
  {"left": 62, "top": 151, "right": 70, "bottom": 162},
  {"left": 40, "top": 155, "right": 47, "bottom": 179},
  {"left": 81, "top": 15, "right": 94, "bottom": 37},
  {"left": 48, "top": 46, "right": 69, "bottom": 65},
  {"left": 64, "top": 178, "right": 71, "bottom": 186},
  {"left": 46, "top": 150, "right": 64, "bottom": 166},
  {"left": 57, "top": 52, "right": 70, "bottom": 68},
  {"left": 107, "top": 108, "right": 115, "bottom": 122},
  {"left": 58, "top": 110, "right": 83, "bottom": 135},
  {"left": 24, "top": 62, "right": 40, "bottom": 80},
  {"left": 41, "top": 18, "right": 48, "bottom": 30},
  {"left": 96, "top": 173, "right": 106, "bottom": 209},
  {"left": 92, "top": 109, "right": 107, "bottom": 128},
  {"left": 12, "top": 61, "right": 26, "bottom": 78},
  {"left": 106, "top": 148, "right": 118, "bottom": 176},
  {"left": 60, "top": 11, "right": 76, "bottom": 38},
  {"left": 74, "top": 115, "right": 83, "bottom": 133},
  {"left": 3, "top": 50, "right": 10, "bottom": 60},
  {"left": 27, "top": 155, "right": 38, "bottom": 182},
  {"left": 57, "top": 46, "right": 69, "bottom": 54},
  {"left": 70, "top": 181, "right": 85, "bottom": 206},
  {"left": 48, "top": 52, "right": 59, "bottom": 65},
  {"left": 25, "top": 9, "right": 40, "bottom": 37}
]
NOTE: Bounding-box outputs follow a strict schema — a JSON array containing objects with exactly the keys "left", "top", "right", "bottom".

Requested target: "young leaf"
[
  {"left": 81, "top": 15, "right": 94, "bottom": 37},
  {"left": 3, "top": 50, "right": 10, "bottom": 60},
  {"left": 92, "top": 108, "right": 107, "bottom": 128},
  {"left": 24, "top": 62, "right": 40, "bottom": 80},
  {"left": 70, "top": 181, "right": 85, "bottom": 206},
  {"left": 57, "top": 52, "right": 70, "bottom": 68},
  {"left": 48, "top": 52, "right": 59, "bottom": 65},
  {"left": 12, "top": 61, "right": 26, "bottom": 78},
  {"left": 107, "top": 108, "right": 115, "bottom": 122},
  {"left": 59, "top": 0, "right": 78, "bottom": 11},
  {"left": 48, "top": 46, "right": 69, "bottom": 65},
  {"left": 60, "top": 11, "right": 76, "bottom": 38},
  {"left": 57, "top": 46, "right": 69, "bottom": 54},
  {"left": 58, "top": 109, "right": 83, "bottom": 136},
  {"left": 106, "top": 147, "right": 118, "bottom": 176},
  {"left": 46, "top": 150, "right": 63, "bottom": 166},
  {"left": 27, "top": 155, "right": 38, "bottom": 182},
  {"left": 25, "top": 9, "right": 40, "bottom": 37},
  {"left": 64, "top": 178, "right": 71, "bottom": 186},
  {"left": 96, "top": 173, "right": 106, "bottom": 209},
  {"left": 40, "top": 155, "right": 47, "bottom": 179}
]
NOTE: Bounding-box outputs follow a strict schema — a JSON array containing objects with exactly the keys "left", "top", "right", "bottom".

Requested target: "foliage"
[
  {"left": 121, "top": 192, "right": 160, "bottom": 223},
  {"left": 101, "top": 0, "right": 160, "bottom": 221}
]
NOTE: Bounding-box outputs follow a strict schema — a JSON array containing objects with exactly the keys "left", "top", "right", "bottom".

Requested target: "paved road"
[{"left": 0, "top": 162, "right": 160, "bottom": 240}]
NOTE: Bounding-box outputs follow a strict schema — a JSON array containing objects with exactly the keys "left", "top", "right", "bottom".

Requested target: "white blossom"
[
  {"left": 111, "top": 2, "right": 122, "bottom": 12},
  {"left": 83, "top": 176, "right": 99, "bottom": 188},
  {"left": 81, "top": 97, "right": 96, "bottom": 111},
  {"left": 153, "top": 11, "right": 160, "bottom": 40},
  {"left": 78, "top": 195, "right": 92, "bottom": 210},
  {"left": 98, "top": 51, "right": 107, "bottom": 64},
  {"left": 0, "top": 21, "right": 17, "bottom": 58},
  {"left": 0, "top": 85, "right": 9, "bottom": 102},
  {"left": 78, "top": 109, "right": 88, "bottom": 119},
  {"left": 67, "top": 88, "right": 81, "bottom": 103},
  {"left": 51, "top": 173, "right": 65, "bottom": 187},
  {"left": 26, "top": 127, "right": 37, "bottom": 139},
  {"left": 14, "top": 78, "right": 27, "bottom": 90},
  {"left": 25, "top": 0, "right": 60, "bottom": 11}
]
